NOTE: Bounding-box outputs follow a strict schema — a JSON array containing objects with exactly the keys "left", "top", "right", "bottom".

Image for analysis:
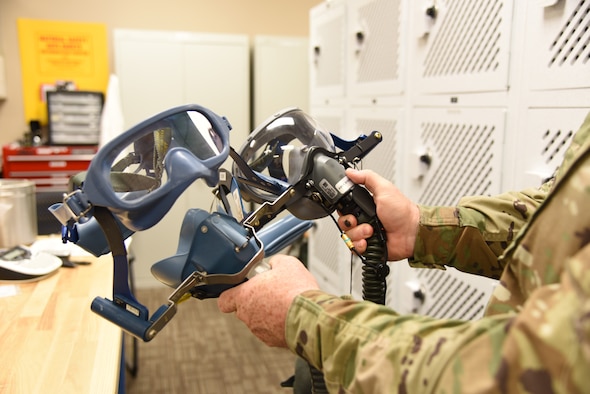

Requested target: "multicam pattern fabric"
[{"left": 285, "top": 112, "right": 590, "bottom": 393}]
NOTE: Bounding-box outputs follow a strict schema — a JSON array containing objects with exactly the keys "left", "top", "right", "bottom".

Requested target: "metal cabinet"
[
  {"left": 113, "top": 29, "right": 250, "bottom": 287},
  {"left": 411, "top": 0, "right": 514, "bottom": 95}
]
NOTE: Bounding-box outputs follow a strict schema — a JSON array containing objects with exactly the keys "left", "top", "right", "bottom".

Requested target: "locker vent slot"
[
  {"left": 419, "top": 121, "right": 496, "bottom": 206},
  {"left": 417, "top": 268, "right": 487, "bottom": 320},
  {"left": 542, "top": 128, "right": 575, "bottom": 164},
  {"left": 310, "top": 217, "right": 342, "bottom": 276},
  {"left": 316, "top": 115, "right": 344, "bottom": 137},
  {"left": 548, "top": 0, "right": 590, "bottom": 67},
  {"left": 356, "top": 118, "right": 398, "bottom": 181},
  {"left": 316, "top": 18, "right": 345, "bottom": 87},
  {"left": 357, "top": 0, "right": 402, "bottom": 83},
  {"left": 423, "top": 0, "right": 504, "bottom": 77}
]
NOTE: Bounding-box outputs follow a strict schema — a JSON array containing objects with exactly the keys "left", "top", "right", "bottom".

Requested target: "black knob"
[
  {"left": 426, "top": 6, "right": 437, "bottom": 18},
  {"left": 356, "top": 31, "right": 365, "bottom": 43},
  {"left": 419, "top": 153, "right": 432, "bottom": 167}
]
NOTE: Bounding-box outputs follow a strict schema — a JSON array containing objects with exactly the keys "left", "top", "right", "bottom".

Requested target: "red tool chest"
[{"left": 2, "top": 144, "right": 97, "bottom": 192}]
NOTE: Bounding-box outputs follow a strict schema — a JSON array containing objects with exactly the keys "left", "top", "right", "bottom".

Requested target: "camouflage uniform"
[{"left": 285, "top": 112, "right": 590, "bottom": 393}]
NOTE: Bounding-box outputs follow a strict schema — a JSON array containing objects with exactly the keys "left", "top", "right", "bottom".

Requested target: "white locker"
[
  {"left": 524, "top": 0, "right": 590, "bottom": 92},
  {"left": 512, "top": 107, "right": 585, "bottom": 189},
  {"left": 347, "top": 0, "right": 406, "bottom": 99},
  {"left": 114, "top": 34, "right": 185, "bottom": 124},
  {"left": 411, "top": 0, "right": 514, "bottom": 95},
  {"left": 387, "top": 107, "right": 506, "bottom": 317},
  {"left": 347, "top": 107, "right": 405, "bottom": 300},
  {"left": 114, "top": 29, "right": 250, "bottom": 141},
  {"left": 403, "top": 107, "right": 506, "bottom": 204},
  {"left": 307, "top": 107, "right": 404, "bottom": 298},
  {"left": 308, "top": 216, "right": 352, "bottom": 295},
  {"left": 252, "top": 35, "right": 310, "bottom": 127},
  {"left": 113, "top": 29, "right": 250, "bottom": 288},
  {"left": 392, "top": 262, "right": 499, "bottom": 318},
  {"left": 309, "top": 0, "right": 589, "bottom": 320},
  {"left": 307, "top": 106, "right": 351, "bottom": 294},
  {"left": 309, "top": 105, "right": 348, "bottom": 135},
  {"left": 309, "top": 0, "right": 348, "bottom": 105},
  {"left": 349, "top": 106, "right": 404, "bottom": 182},
  {"left": 506, "top": 0, "right": 590, "bottom": 189}
]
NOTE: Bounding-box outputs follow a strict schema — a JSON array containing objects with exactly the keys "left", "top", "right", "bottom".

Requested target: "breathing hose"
[
  {"left": 360, "top": 219, "right": 389, "bottom": 304},
  {"left": 309, "top": 206, "right": 389, "bottom": 394}
]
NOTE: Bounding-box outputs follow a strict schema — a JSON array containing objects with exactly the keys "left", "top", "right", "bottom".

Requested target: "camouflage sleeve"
[
  {"left": 409, "top": 185, "right": 549, "bottom": 279},
  {"left": 409, "top": 111, "right": 590, "bottom": 279},
  {"left": 286, "top": 264, "right": 590, "bottom": 393}
]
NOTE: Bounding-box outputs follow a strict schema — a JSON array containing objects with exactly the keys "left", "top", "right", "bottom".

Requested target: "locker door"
[
  {"left": 512, "top": 108, "right": 585, "bottom": 189},
  {"left": 252, "top": 35, "right": 309, "bottom": 127},
  {"left": 350, "top": 107, "right": 403, "bottom": 183},
  {"left": 347, "top": 107, "right": 404, "bottom": 300},
  {"left": 113, "top": 29, "right": 250, "bottom": 287},
  {"left": 404, "top": 107, "right": 505, "bottom": 204},
  {"left": 309, "top": 0, "right": 348, "bottom": 105},
  {"left": 390, "top": 107, "right": 506, "bottom": 317},
  {"left": 309, "top": 106, "right": 348, "bottom": 136},
  {"left": 411, "top": 0, "right": 514, "bottom": 94},
  {"left": 114, "top": 30, "right": 184, "bottom": 127},
  {"left": 347, "top": 0, "right": 406, "bottom": 98},
  {"left": 525, "top": 0, "right": 590, "bottom": 91},
  {"left": 306, "top": 107, "right": 350, "bottom": 294},
  {"left": 183, "top": 39, "right": 250, "bottom": 144}
]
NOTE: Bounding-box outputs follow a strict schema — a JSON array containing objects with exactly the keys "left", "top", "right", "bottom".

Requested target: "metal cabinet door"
[
  {"left": 411, "top": 0, "right": 514, "bottom": 95},
  {"left": 347, "top": 0, "right": 406, "bottom": 99},
  {"left": 309, "top": 0, "right": 348, "bottom": 106}
]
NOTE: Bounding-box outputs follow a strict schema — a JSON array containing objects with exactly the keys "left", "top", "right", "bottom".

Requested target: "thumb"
[
  {"left": 217, "top": 286, "right": 238, "bottom": 313},
  {"left": 345, "top": 168, "right": 365, "bottom": 183},
  {"left": 345, "top": 168, "right": 379, "bottom": 194},
  {"left": 346, "top": 169, "right": 389, "bottom": 194}
]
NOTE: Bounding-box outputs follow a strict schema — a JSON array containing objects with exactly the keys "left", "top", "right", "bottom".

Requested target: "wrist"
[{"left": 404, "top": 203, "right": 420, "bottom": 259}]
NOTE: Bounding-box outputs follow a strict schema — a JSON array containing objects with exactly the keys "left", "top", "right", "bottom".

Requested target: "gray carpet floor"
[{"left": 124, "top": 286, "right": 297, "bottom": 393}]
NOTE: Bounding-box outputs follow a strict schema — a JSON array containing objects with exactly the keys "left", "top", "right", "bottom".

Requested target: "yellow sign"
[{"left": 18, "top": 19, "right": 109, "bottom": 124}]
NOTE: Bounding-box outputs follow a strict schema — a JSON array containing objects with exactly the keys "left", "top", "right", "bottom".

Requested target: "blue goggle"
[{"left": 51, "top": 104, "right": 232, "bottom": 232}]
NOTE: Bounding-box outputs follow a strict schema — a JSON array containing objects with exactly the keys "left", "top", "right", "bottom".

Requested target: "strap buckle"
[{"left": 48, "top": 189, "right": 93, "bottom": 227}]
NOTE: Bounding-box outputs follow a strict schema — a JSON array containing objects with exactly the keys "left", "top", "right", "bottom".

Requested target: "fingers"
[
  {"left": 268, "top": 255, "right": 281, "bottom": 269},
  {"left": 217, "top": 286, "right": 237, "bottom": 313},
  {"left": 338, "top": 214, "right": 357, "bottom": 230},
  {"left": 339, "top": 215, "right": 374, "bottom": 239}
]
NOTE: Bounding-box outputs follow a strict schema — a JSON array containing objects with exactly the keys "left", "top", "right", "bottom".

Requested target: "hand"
[
  {"left": 217, "top": 254, "right": 319, "bottom": 347},
  {"left": 338, "top": 169, "right": 420, "bottom": 261}
]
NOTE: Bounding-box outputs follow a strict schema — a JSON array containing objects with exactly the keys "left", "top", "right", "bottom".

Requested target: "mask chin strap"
[{"left": 90, "top": 206, "right": 186, "bottom": 341}]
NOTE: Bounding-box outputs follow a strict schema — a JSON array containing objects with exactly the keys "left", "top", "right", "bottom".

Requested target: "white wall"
[{"left": 0, "top": 0, "right": 322, "bottom": 146}]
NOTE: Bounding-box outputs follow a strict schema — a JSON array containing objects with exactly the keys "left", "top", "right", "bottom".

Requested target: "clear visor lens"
[
  {"left": 239, "top": 109, "right": 334, "bottom": 188},
  {"left": 110, "top": 110, "right": 224, "bottom": 196}
]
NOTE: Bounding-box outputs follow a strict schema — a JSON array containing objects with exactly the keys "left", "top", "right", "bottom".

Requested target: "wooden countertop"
[{"left": 0, "top": 252, "right": 122, "bottom": 393}]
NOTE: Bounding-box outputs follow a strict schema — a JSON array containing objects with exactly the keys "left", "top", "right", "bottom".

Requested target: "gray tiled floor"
[{"left": 125, "top": 287, "right": 297, "bottom": 393}]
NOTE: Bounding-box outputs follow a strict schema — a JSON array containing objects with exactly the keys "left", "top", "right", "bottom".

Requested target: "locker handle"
[
  {"left": 355, "top": 31, "right": 365, "bottom": 44},
  {"left": 425, "top": 5, "right": 437, "bottom": 19},
  {"left": 419, "top": 152, "right": 433, "bottom": 167}
]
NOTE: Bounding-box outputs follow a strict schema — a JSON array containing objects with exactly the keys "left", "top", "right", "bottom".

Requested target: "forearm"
[
  {"left": 286, "top": 273, "right": 589, "bottom": 393},
  {"left": 285, "top": 290, "right": 506, "bottom": 393},
  {"left": 410, "top": 187, "right": 548, "bottom": 279}
]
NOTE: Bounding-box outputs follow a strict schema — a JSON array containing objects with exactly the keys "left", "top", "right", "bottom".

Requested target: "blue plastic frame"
[{"left": 83, "top": 104, "right": 232, "bottom": 231}]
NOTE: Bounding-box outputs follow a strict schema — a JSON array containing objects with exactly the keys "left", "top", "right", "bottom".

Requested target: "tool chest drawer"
[{"left": 2, "top": 144, "right": 97, "bottom": 191}]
